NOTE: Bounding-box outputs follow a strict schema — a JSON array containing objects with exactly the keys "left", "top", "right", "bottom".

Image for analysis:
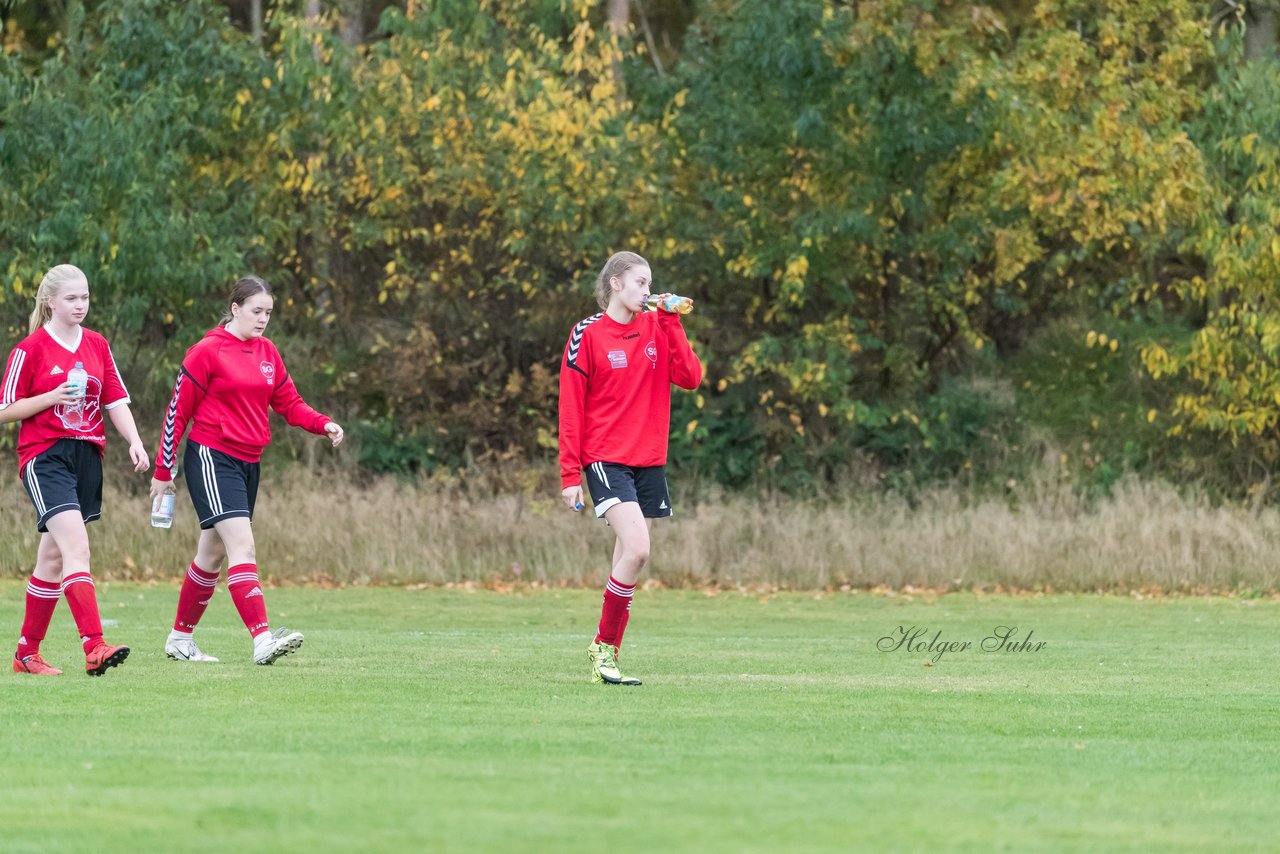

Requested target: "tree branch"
[{"left": 634, "top": 0, "right": 665, "bottom": 76}]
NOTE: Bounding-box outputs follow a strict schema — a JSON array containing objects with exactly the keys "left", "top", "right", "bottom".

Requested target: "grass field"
[{"left": 1, "top": 583, "right": 1278, "bottom": 852}]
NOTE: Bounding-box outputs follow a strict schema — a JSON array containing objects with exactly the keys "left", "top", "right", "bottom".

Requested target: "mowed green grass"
[{"left": 1, "top": 584, "right": 1278, "bottom": 853}]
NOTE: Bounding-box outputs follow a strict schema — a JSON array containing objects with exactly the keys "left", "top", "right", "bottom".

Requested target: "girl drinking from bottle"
[
  {"left": 558, "top": 251, "right": 702, "bottom": 685},
  {"left": 150, "top": 276, "right": 344, "bottom": 665},
  {"left": 2, "top": 264, "right": 150, "bottom": 676}
]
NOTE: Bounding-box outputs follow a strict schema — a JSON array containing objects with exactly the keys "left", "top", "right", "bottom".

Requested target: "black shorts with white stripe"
[
  {"left": 183, "top": 440, "right": 260, "bottom": 529},
  {"left": 22, "top": 438, "right": 103, "bottom": 532},
  {"left": 583, "top": 461, "right": 672, "bottom": 520}
]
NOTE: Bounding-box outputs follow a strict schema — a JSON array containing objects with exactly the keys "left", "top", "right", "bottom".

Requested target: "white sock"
[{"left": 169, "top": 629, "right": 192, "bottom": 641}]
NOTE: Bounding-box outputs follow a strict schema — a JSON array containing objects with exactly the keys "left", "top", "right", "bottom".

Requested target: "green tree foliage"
[
  {"left": 649, "top": 0, "right": 1212, "bottom": 487},
  {"left": 225, "top": 0, "right": 664, "bottom": 469},
  {"left": 0, "top": 0, "right": 262, "bottom": 394},
  {"left": 1142, "top": 28, "right": 1280, "bottom": 492},
  {"left": 4, "top": 0, "right": 1280, "bottom": 495},
  {"left": 651, "top": 1, "right": 1006, "bottom": 486}
]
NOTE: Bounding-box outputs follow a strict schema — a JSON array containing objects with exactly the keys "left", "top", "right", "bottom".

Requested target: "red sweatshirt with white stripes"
[
  {"left": 155, "top": 326, "right": 330, "bottom": 481},
  {"left": 558, "top": 309, "right": 702, "bottom": 489},
  {"left": 0, "top": 325, "right": 131, "bottom": 472}
]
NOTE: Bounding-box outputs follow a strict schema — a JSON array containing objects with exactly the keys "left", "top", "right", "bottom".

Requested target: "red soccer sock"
[
  {"left": 174, "top": 562, "right": 220, "bottom": 632},
  {"left": 594, "top": 576, "right": 636, "bottom": 649},
  {"left": 226, "top": 563, "right": 270, "bottom": 639},
  {"left": 61, "top": 572, "right": 104, "bottom": 655},
  {"left": 17, "top": 576, "right": 61, "bottom": 659},
  {"left": 615, "top": 594, "right": 634, "bottom": 650}
]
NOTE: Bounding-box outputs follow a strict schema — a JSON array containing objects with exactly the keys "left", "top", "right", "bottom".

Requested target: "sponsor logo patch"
[{"left": 607, "top": 350, "right": 628, "bottom": 369}]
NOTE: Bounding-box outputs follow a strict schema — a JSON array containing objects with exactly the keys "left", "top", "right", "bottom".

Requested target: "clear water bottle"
[
  {"left": 644, "top": 294, "right": 694, "bottom": 315},
  {"left": 151, "top": 490, "right": 175, "bottom": 529},
  {"left": 67, "top": 361, "right": 88, "bottom": 398}
]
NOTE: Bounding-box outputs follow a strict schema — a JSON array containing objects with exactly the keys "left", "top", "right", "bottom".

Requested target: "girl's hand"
[
  {"left": 150, "top": 478, "right": 175, "bottom": 501},
  {"left": 324, "top": 422, "right": 345, "bottom": 447},
  {"left": 562, "top": 485, "right": 584, "bottom": 512},
  {"left": 128, "top": 441, "right": 150, "bottom": 473},
  {"left": 47, "top": 382, "right": 79, "bottom": 407}
]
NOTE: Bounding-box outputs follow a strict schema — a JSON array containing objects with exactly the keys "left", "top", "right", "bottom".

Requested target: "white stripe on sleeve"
[{"left": 2, "top": 349, "right": 27, "bottom": 407}]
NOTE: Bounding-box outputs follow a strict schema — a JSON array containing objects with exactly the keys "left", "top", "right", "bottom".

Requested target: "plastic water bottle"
[
  {"left": 67, "top": 361, "right": 88, "bottom": 398},
  {"left": 644, "top": 294, "right": 694, "bottom": 315},
  {"left": 151, "top": 490, "right": 175, "bottom": 529}
]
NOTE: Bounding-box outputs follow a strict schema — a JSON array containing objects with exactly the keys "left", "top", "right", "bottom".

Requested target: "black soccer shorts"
[
  {"left": 184, "top": 441, "right": 261, "bottom": 529},
  {"left": 583, "top": 461, "right": 672, "bottom": 520},
  {"left": 22, "top": 438, "right": 103, "bottom": 532}
]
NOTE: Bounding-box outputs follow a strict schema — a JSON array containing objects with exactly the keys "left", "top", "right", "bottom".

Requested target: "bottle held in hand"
[
  {"left": 67, "top": 361, "right": 88, "bottom": 398},
  {"left": 151, "top": 490, "right": 175, "bottom": 529},
  {"left": 644, "top": 294, "right": 694, "bottom": 315}
]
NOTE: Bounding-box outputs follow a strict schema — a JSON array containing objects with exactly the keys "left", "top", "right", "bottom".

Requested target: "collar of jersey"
[
  {"left": 43, "top": 323, "right": 83, "bottom": 354},
  {"left": 600, "top": 311, "right": 646, "bottom": 330}
]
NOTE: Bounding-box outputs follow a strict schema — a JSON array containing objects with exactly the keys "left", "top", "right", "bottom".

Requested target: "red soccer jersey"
[
  {"left": 558, "top": 310, "right": 702, "bottom": 489},
  {"left": 0, "top": 325, "right": 131, "bottom": 472},
  {"left": 155, "top": 326, "right": 331, "bottom": 481}
]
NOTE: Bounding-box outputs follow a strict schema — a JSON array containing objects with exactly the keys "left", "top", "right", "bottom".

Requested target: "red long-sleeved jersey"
[
  {"left": 155, "top": 326, "right": 330, "bottom": 481},
  {"left": 0, "top": 325, "right": 130, "bottom": 472},
  {"left": 558, "top": 310, "right": 702, "bottom": 489}
]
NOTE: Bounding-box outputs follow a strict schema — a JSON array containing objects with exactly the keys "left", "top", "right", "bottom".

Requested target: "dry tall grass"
[{"left": 1, "top": 469, "right": 1277, "bottom": 592}]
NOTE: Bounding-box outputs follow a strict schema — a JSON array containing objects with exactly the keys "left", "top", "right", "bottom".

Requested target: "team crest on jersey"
[
  {"left": 260, "top": 361, "right": 275, "bottom": 384},
  {"left": 54, "top": 376, "right": 102, "bottom": 433},
  {"left": 607, "top": 350, "right": 628, "bottom": 369},
  {"left": 645, "top": 342, "right": 658, "bottom": 365}
]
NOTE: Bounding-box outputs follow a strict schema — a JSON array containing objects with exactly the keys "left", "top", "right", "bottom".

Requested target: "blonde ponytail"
[{"left": 29, "top": 264, "right": 88, "bottom": 334}]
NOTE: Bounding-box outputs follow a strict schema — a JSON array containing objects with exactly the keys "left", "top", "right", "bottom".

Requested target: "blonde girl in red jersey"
[
  {"left": 2, "top": 264, "right": 150, "bottom": 676},
  {"left": 558, "top": 251, "right": 703, "bottom": 685},
  {"left": 149, "top": 276, "right": 344, "bottom": 666}
]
